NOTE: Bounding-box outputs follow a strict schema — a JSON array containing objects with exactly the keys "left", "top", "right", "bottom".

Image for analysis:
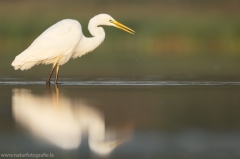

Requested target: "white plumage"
[
  {"left": 11, "top": 14, "right": 134, "bottom": 84},
  {"left": 12, "top": 20, "right": 81, "bottom": 70}
]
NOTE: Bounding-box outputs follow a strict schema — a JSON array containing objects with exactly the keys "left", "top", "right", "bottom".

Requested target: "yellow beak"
[{"left": 112, "top": 20, "right": 135, "bottom": 34}]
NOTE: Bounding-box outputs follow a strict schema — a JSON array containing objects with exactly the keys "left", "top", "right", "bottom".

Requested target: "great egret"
[{"left": 11, "top": 14, "right": 134, "bottom": 84}]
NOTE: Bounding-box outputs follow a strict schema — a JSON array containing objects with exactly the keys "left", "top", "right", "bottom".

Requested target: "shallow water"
[{"left": 0, "top": 79, "right": 240, "bottom": 159}]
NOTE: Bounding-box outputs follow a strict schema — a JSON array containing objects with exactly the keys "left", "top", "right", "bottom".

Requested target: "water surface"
[{"left": 0, "top": 79, "right": 240, "bottom": 159}]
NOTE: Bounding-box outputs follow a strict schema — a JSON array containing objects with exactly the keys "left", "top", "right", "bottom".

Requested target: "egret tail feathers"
[{"left": 12, "top": 61, "right": 38, "bottom": 70}]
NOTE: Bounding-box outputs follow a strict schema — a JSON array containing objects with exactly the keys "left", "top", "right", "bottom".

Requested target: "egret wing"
[{"left": 12, "top": 19, "right": 82, "bottom": 67}]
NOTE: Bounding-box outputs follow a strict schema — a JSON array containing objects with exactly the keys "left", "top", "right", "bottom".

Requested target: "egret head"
[{"left": 94, "top": 14, "right": 135, "bottom": 34}]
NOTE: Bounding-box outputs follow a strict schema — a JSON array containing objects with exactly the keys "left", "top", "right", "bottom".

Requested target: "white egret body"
[{"left": 11, "top": 14, "right": 134, "bottom": 84}]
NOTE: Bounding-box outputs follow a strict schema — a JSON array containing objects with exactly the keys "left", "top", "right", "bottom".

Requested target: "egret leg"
[
  {"left": 46, "top": 64, "right": 57, "bottom": 84},
  {"left": 54, "top": 65, "right": 60, "bottom": 84}
]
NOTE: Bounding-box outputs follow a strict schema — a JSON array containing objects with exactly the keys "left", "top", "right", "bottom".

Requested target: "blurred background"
[
  {"left": 1, "top": 0, "right": 240, "bottom": 81},
  {"left": 1, "top": 1, "right": 240, "bottom": 159}
]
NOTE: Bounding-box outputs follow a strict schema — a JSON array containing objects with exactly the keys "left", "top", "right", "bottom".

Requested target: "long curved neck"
[
  {"left": 85, "top": 16, "right": 106, "bottom": 51},
  {"left": 72, "top": 16, "right": 106, "bottom": 59},
  {"left": 88, "top": 16, "right": 105, "bottom": 38}
]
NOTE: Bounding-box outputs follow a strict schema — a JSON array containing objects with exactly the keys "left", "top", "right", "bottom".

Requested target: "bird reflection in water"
[{"left": 12, "top": 86, "right": 132, "bottom": 156}]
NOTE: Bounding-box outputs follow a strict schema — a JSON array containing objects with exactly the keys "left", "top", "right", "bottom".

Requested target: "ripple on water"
[{"left": 0, "top": 81, "right": 240, "bottom": 86}]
